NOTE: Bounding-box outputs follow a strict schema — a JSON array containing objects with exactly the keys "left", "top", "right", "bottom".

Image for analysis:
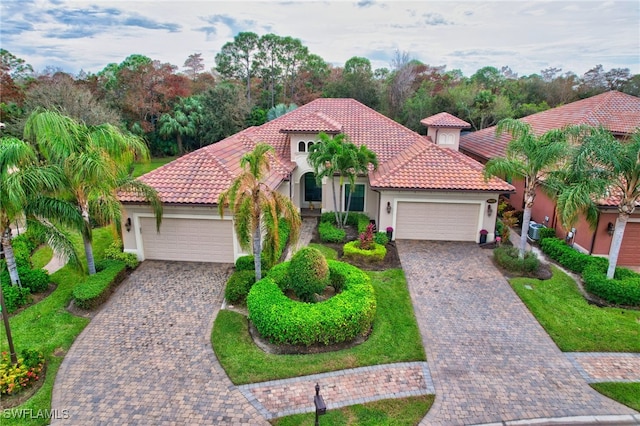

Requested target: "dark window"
[
  {"left": 308, "top": 141, "right": 314, "bottom": 151},
  {"left": 298, "top": 141, "right": 306, "bottom": 152},
  {"left": 305, "top": 173, "right": 322, "bottom": 202},
  {"left": 345, "top": 184, "right": 365, "bottom": 212}
]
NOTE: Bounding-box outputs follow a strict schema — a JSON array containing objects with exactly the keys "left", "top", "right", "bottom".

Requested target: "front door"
[{"left": 303, "top": 173, "right": 322, "bottom": 208}]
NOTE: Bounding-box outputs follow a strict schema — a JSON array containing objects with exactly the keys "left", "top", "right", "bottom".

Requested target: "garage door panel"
[
  {"left": 618, "top": 222, "right": 640, "bottom": 266},
  {"left": 140, "top": 217, "right": 234, "bottom": 263},
  {"left": 396, "top": 202, "right": 480, "bottom": 241}
]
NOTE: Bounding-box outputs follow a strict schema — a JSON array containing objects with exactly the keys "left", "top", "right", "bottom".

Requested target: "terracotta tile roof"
[
  {"left": 370, "top": 137, "right": 513, "bottom": 191},
  {"left": 460, "top": 91, "right": 640, "bottom": 160},
  {"left": 279, "top": 111, "right": 342, "bottom": 134},
  {"left": 421, "top": 112, "right": 471, "bottom": 128},
  {"left": 121, "top": 98, "right": 513, "bottom": 205}
]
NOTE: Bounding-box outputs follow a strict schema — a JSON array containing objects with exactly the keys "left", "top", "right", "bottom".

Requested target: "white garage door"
[
  {"left": 140, "top": 217, "right": 234, "bottom": 263},
  {"left": 395, "top": 202, "right": 481, "bottom": 241}
]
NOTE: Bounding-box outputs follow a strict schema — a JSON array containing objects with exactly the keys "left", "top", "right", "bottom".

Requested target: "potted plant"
[
  {"left": 386, "top": 226, "right": 393, "bottom": 240},
  {"left": 479, "top": 229, "right": 488, "bottom": 244}
]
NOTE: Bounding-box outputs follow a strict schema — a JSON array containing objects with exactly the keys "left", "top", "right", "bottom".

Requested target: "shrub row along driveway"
[
  {"left": 51, "top": 261, "right": 268, "bottom": 425},
  {"left": 396, "top": 240, "right": 637, "bottom": 425}
]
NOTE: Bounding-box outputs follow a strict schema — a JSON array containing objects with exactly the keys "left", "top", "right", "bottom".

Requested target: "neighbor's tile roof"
[
  {"left": 421, "top": 112, "right": 471, "bottom": 128},
  {"left": 459, "top": 91, "right": 640, "bottom": 160},
  {"left": 121, "top": 98, "right": 513, "bottom": 205}
]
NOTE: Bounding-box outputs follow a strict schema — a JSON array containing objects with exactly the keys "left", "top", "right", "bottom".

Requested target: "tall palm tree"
[
  {"left": 484, "top": 118, "right": 569, "bottom": 258},
  {"left": 343, "top": 144, "right": 378, "bottom": 227},
  {"left": 218, "top": 143, "right": 301, "bottom": 282},
  {"left": 0, "top": 137, "right": 80, "bottom": 285},
  {"left": 554, "top": 127, "right": 640, "bottom": 279},
  {"left": 24, "top": 109, "right": 162, "bottom": 275}
]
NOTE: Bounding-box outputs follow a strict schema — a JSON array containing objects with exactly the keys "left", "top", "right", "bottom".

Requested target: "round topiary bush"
[
  {"left": 288, "top": 247, "right": 329, "bottom": 302},
  {"left": 247, "top": 260, "right": 376, "bottom": 346}
]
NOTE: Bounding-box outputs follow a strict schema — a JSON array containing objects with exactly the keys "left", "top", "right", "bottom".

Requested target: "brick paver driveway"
[
  {"left": 397, "top": 241, "right": 637, "bottom": 425},
  {"left": 51, "top": 261, "right": 268, "bottom": 425}
]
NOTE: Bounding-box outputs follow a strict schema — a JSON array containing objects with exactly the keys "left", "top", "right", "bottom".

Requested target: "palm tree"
[
  {"left": 554, "top": 127, "right": 640, "bottom": 279},
  {"left": 24, "top": 109, "right": 162, "bottom": 275},
  {"left": 158, "top": 96, "right": 202, "bottom": 154},
  {"left": 343, "top": 144, "right": 378, "bottom": 227},
  {"left": 484, "top": 118, "right": 569, "bottom": 258},
  {"left": 0, "top": 136, "right": 81, "bottom": 285},
  {"left": 218, "top": 143, "right": 301, "bottom": 282},
  {"left": 308, "top": 133, "right": 370, "bottom": 227}
]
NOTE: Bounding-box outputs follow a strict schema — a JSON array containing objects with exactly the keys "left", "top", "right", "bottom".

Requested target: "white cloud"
[{"left": 1, "top": 0, "right": 638, "bottom": 77}]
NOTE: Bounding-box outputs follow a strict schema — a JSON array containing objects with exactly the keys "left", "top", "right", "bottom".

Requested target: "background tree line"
[{"left": 2, "top": 33, "right": 639, "bottom": 156}]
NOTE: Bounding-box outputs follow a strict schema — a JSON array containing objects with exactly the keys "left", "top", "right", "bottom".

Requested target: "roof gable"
[{"left": 421, "top": 112, "right": 471, "bottom": 128}]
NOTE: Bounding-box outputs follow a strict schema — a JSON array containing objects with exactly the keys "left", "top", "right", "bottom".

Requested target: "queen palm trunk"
[
  {"left": 1, "top": 228, "right": 21, "bottom": 286},
  {"left": 253, "top": 226, "right": 262, "bottom": 281},
  {"left": 607, "top": 214, "right": 628, "bottom": 279},
  {"left": 519, "top": 189, "right": 536, "bottom": 259},
  {"left": 81, "top": 206, "right": 97, "bottom": 275}
]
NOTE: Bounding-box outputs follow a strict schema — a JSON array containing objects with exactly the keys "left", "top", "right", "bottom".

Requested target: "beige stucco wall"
[
  {"left": 377, "top": 190, "right": 501, "bottom": 242},
  {"left": 426, "top": 128, "right": 461, "bottom": 151}
]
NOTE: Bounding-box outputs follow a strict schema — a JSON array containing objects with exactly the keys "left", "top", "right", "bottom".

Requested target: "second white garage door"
[
  {"left": 395, "top": 202, "right": 481, "bottom": 241},
  {"left": 140, "top": 217, "right": 234, "bottom": 263}
]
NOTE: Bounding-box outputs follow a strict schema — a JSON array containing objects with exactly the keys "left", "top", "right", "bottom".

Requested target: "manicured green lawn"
[
  {"left": 132, "top": 156, "right": 177, "bottom": 178},
  {"left": 0, "top": 227, "right": 114, "bottom": 425},
  {"left": 590, "top": 383, "right": 640, "bottom": 411},
  {"left": 308, "top": 243, "right": 338, "bottom": 260},
  {"left": 30, "top": 246, "right": 53, "bottom": 269},
  {"left": 271, "top": 395, "right": 434, "bottom": 426},
  {"left": 212, "top": 268, "right": 426, "bottom": 385},
  {"left": 510, "top": 266, "right": 640, "bottom": 352}
]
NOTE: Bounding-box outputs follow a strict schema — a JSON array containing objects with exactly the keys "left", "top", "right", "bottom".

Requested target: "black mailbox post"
[{"left": 314, "top": 383, "right": 326, "bottom": 425}]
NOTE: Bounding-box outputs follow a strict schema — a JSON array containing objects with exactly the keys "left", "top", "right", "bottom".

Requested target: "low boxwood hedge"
[
  {"left": 247, "top": 260, "right": 376, "bottom": 346},
  {"left": 539, "top": 238, "right": 599, "bottom": 273},
  {"left": 582, "top": 262, "right": 640, "bottom": 306},
  {"left": 224, "top": 270, "right": 256, "bottom": 304},
  {"left": 343, "top": 241, "right": 387, "bottom": 262},
  {"left": 72, "top": 260, "right": 128, "bottom": 309},
  {"left": 374, "top": 232, "right": 389, "bottom": 246},
  {"left": 320, "top": 212, "right": 371, "bottom": 233},
  {"left": 0, "top": 282, "right": 31, "bottom": 313},
  {"left": 318, "top": 221, "right": 346, "bottom": 243}
]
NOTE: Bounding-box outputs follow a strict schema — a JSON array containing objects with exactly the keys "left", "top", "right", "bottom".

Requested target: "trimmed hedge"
[
  {"left": 320, "top": 212, "right": 371, "bottom": 233},
  {"left": 9, "top": 235, "right": 35, "bottom": 268},
  {"left": 288, "top": 247, "right": 329, "bottom": 302},
  {"left": 247, "top": 260, "right": 376, "bottom": 346},
  {"left": 538, "top": 227, "right": 557, "bottom": 242},
  {"left": 224, "top": 270, "right": 256, "bottom": 304},
  {"left": 318, "top": 221, "right": 346, "bottom": 243},
  {"left": 16, "top": 267, "right": 49, "bottom": 293},
  {"left": 373, "top": 232, "right": 389, "bottom": 246},
  {"left": 582, "top": 262, "right": 640, "bottom": 306},
  {"left": 267, "top": 262, "right": 290, "bottom": 290},
  {"left": 104, "top": 242, "right": 139, "bottom": 269},
  {"left": 0, "top": 282, "right": 31, "bottom": 313},
  {"left": 493, "top": 246, "right": 539, "bottom": 273},
  {"left": 343, "top": 241, "right": 387, "bottom": 262},
  {"left": 72, "top": 260, "right": 128, "bottom": 309},
  {"left": 539, "top": 238, "right": 603, "bottom": 274}
]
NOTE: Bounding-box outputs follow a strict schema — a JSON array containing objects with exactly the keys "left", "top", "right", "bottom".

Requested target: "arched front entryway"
[{"left": 300, "top": 172, "right": 322, "bottom": 209}]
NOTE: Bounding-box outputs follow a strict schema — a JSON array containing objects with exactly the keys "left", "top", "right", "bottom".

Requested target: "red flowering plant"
[
  {"left": 0, "top": 349, "right": 45, "bottom": 395},
  {"left": 359, "top": 223, "right": 375, "bottom": 250}
]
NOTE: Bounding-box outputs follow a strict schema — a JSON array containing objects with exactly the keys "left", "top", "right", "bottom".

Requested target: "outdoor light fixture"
[
  {"left": 125, "top": 218, "right": 132, "bottom": 233},
  {"left": 314, "top": 383, "right": 326, "bottom": 426},
  {"left": 607, "top": 222, "right": 615, "bottom": 236},
  {"left": 487, "top": 204, "right": 493, "bottom": 216},
  {"left": 386, "top": 201, "right": 392, "bottom": 214}
]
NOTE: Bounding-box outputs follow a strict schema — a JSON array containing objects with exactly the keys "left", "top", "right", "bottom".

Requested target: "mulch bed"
[{"left": 309, "top": 224, "right": 402, "bottom": 271}]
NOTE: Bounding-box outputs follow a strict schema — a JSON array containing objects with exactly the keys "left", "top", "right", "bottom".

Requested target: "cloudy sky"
[{"left": 1, "top": 0, "right": 638, "bottom": 78}]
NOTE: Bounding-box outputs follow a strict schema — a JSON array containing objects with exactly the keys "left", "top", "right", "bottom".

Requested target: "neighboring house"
[
  {"left": 119, "top": 98, "right": 513, "bottom": 263},
  {"left": 460, "top": 91, "right": 640, "bottom": 267}
]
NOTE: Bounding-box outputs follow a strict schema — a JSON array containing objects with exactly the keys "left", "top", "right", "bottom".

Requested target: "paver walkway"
[
  {"left": 396, "top": 240, "right": 638, "bottom": 425},
  {"left": 51, "top": 261, "right": 269, "bottom": 425}
]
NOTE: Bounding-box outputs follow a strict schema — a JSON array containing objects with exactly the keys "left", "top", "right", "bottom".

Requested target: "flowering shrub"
[
  {"left": 359, "top": 223, "right": 375, "bottom": 250},
  {"left": 0, "top": 349, "right": 45, "bottom": 396}
]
